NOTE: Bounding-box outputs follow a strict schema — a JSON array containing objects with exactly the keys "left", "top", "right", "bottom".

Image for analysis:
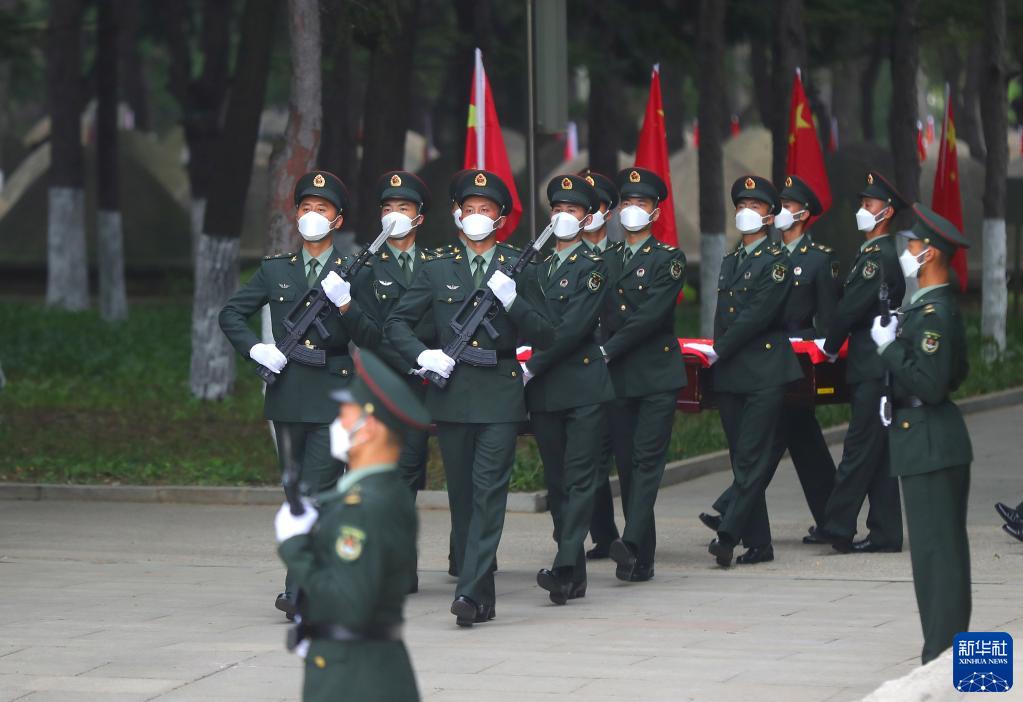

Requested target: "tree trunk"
[
  {"left": 980, "top": 0, "right": 1008, "bottom": 360},
  {"left": 319, "top": 0, "right": 357, "bottom": 186},
  {"left": 46, "top": 0, "right": 88, "bottom": 311},
  {"left": 961, "top": 44, "right": 987, "bottom": 163},
  {"left": 860, "top": 36, "right": 883, "bottom": 143},
  {"left": 698, "top": 0, "right": 726, "bottom": 339},
  {"left": 660, "top": 59, "right": 687, "bottom": 152},
  {"left": 96, "top": 0, "right": 127, "bottom": 321},
  {"left": 888, "top": 0, "right": 920, "bottom": 204},
  {"left": 189, "top": 0, "right": 278, "bottom": 401},
  {"left": 770, "top": 0, "right": 804, "bottom": 185},
  {"left": 830, "top": 61, "right": 860, "bottom": 148},
  {"left": 116, "top": 0, "right": 148, "bottom": 131},
  {"left": 750, "top": 36, "right": 772, "bottom": 128},
  {"left": 266, "top": 0, "right": 322, "bottom": 257}
]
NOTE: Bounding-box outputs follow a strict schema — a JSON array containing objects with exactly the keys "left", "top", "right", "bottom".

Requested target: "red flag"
[
  {"left": 634, "top": 64, "right": 678, "bottom": 247},
  {"left": 916, "top": 121, "right": 927, "bottom": 162},
  {"left": 931, "top": 92, "right": 967, "bottom": 291},
  {"left": 464, "top": 48, "right": 522, "bottom": 240},
  {"left": 692, "top": 119, "right": 699, "bottom": 148},
  {"left": 730, "top": 114, "right": 741, "bottom": 138},
  {"left": 785, "top": 68, "right": 832, "bottom": 218}
]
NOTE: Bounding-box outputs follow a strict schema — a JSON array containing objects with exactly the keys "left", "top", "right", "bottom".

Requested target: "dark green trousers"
[
  {"left": 822, "top": 380, "right": 903, "bottom": 547},
  {"left": 436, "top": 421, "right": 519, "bottom": 606},
  {"left": 532, "top": 403, "right": 606, "bottom": 581},
  {"left": 901, "top": 464, "right": 972, "bottom": 664},
  {"left": 397, "top": 379, "right": 430, "bottom": 493},
  {"left": 273, "top": 421, "right": 344, "bottom": 592},
  {"left": 588, "top": 427, "right": 620, "bottom": 546},
  {"left": 608, "top": 391, "right": 677, "bottom": 564}
]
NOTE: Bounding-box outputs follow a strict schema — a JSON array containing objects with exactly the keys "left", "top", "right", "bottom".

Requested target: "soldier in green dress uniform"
[
  {"left": 384, "top": 169, "right": 555, "bottom": 626},
  {"left": 811, "top": 171, "right": 906, "bottom": 553},
  {"left": 870, "top": 203, "right": 972, "bottom": 664},
  {"left": 526, "top": 174, "right": 614, "bottom": 603},
  {"left": 275, "top": 349, "right": 429, "bottom": 702},
  {"left": 603, "top": 167, "right": 688, "bottom": 582},
  {"left": 219, "top": 170, "right": 380, "bottom": 618}
]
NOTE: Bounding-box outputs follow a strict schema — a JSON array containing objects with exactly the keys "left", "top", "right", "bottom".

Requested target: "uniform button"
[
  {"left": 341, "top": 369, "right": 349, "bottom": 376},
  {"left": 620, "top": 304, "right": 627, "bottom": 311},
  {"left": 583, "top": 357, "right": 590, "bottom": 365},
  {"left": 638, "top": 285, "right": 644, "bottom": 290},
  {"left": 902, "top": 421, "right": 910, "bottom": 429},
  {"left": 381, "top": 294, "right": 388, "bottom": 299},
  {"left": 304, "top": 339, "right": 311, "bottom": 346},
  {"left": 729, "top": 306, "right": 735, "bottom": 313},
  {"left": 314, "top": 656, "right": 326, "bottom": 669},
  {"left": 511, "top": 370, "right": 517, "bottom": 377},
  {"left": 618, "top": 288, "right": 624, "bottom": 294},
  {"left": 765, "top": 343, "right": 772, "bottom": 350},
  {"left": 729, "top": 291, "right": 734, "bottom": 296},
  {"left": 663, "top": 346, "right": 670, "bottom": 352},
  {"left": 447, "top": 297, "right": 452, "bottom": 303},
  {"left": 279, "top": 296, "right": 284, "bottom": 302},
  {"left": 471, "top": 340, "right": 479, "bottom": 347},
  {"left": 794, "top": 281, "right": 800, "bottom": 286}
]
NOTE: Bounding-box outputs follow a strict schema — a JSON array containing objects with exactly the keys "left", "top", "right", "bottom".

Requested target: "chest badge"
[
  {"left": 862, "top": 261, "right": 878, "bottom": 279},
  {"left": 446, "top": 284, "right": 460, "bottom": 290},
  {"left": 636, "top": 267, "right": 646, "bottom": 277},
  {"left": 377, "top": 279, "right": 394, "bottom": 286},
  {"left": 278, "top": 282, "right": 290, "bottom": 288},
  {"left": 744, "top": 271, "right": 752, "bottom": 280},
  {"left": 559, "top": 278, "right": 569, "bottom": 287},
  {"left": 921, "top": 330, "right": 941, "bottom": 354},
  {"left": 793, "top": 266, "right": 802, "bottom": 276},
  {"left": 336, "top": 526, "right": 366, "bottom": 562}
]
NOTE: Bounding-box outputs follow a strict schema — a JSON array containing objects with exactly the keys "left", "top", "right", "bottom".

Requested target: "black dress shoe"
[
  {"left": 699, "top": 512, "right": 722, "bottom": 532},
  {"left": 586, "top": 543, "right": 611, "bottom": 560},
  {"left": 451, "top": 596, "right": 486, "bottom": 627},
  {"left": 275, "top": 592, "right": 297, "bottom": 619},
  {"left": 609, "top": 539, "right": 638, "bottom": 581},
  {"left": 851, "top": 538, "right": 902, "bottom": 553},
  {"left": 448, "top": 563, "right": 459, "bottom": 577},
  {"left": 566, "top": 580, "right": 587, "bottom": 599},
  {"left": 708, "top": 538, "right": 734, "bottom": 567},
  {"left": 812, "top": 528, "right": 853, "bottom": 553},
  {"left": 802, "top": 526, "right": 827, "bottom": 544},
  {"left": 736, "top": 544, "right": 774, "bottom": 564},
  {"left": 996, "top": 502, "right": 1023, "bottom": 526},
  {"left": 628, "top": 562, "right": 654, "bottom": 582},
  {"left": 537, "top": 568, "right": 573, "bottom": 605},
  {"left": 1004, "top": 522, "right": 1023, "bottom": 542}
]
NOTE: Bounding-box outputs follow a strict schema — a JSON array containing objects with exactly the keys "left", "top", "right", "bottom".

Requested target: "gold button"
[
  {"left": 447, "top": 297, "right": 452, "bottom": 303},
  {"left": 471, "top": 340, "right": 479, "bottom": 347},
  {"left": 729, "top": 291, "right": 734, "bottom": 297},
  {"left": 794, "top": 281, "right": 800, "bottom": 286},
  {"left": 304, "top": 339, "right": 311, "bottom": 346},
  {"left": 381, "top": 294, "right": 387, "bottom": 299},
  {"left": 638, "top": 285, "right": 644, "bottom": 290},
  {"left": 305, "top": 301, "right": 311, "bottom": 307},
  {"left": 341, "top": 369, "right": 349, "bottom": 376},
  {"left": 314, "top": 656, "right": 326, "bottom": 669},
  {"left": 620, "top": 304, "right": 627, "bottom": 311},
  {"left": 279, "top": 296, "right": 284, "bottom": 302},
  {"left": 765, "top": 343, "right": 772, "bottom": 350},
  {"left": 583, "top": 357, "right": 590, "bottom": 364},
  {"left": 618, "top": 288, "right": 624, "bottom": 294},
  {"left": 902, "top": 421, "right": 910, "bottom": 429},
  {"left": 663, "top": 346, "right": 670, "bottom": 352},
  {"left": 511, "top": 370, "right": 517, "bottom": 377}
]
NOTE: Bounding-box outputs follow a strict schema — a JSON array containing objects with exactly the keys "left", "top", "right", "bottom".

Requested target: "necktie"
[
  {"left": 399, "top": 252, "right": 413, "bottom": 285},
  {"left": 593, "top": 244, "right": 602, "bottom": 254},
  {"left": 739, "top": 248, "right": 748, "bottom": 263},
  {"left": 547, "top": 255, "right": 559, "bottom": 283},
  {"left": 472, "top": 255, "right": 486, "bottom": 288},
  {"left": 623, "top": 248, "right": 633, "bottom": 266},
  {"left": 307, "top": 259, "right": 320, "bottom": 287}
]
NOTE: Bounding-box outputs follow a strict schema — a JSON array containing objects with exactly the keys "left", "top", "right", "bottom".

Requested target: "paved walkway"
[{"left": 1, "top": 405, "right": 1022, "bottom": 701}]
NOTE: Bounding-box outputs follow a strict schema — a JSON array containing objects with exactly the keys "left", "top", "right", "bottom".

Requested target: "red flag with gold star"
[
  {"left": 634, "top": 64, "right": 678, "bottom": 247},
  {"left": 931, "top": 91, "right": 967, "bottom": 291},
  {"left": 785, "top": 69, "right": 832, "bottom": 219}
]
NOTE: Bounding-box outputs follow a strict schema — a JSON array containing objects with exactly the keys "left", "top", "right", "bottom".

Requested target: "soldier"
[
  {"left": 384, "top": 169, "right": 555, "bottom": 626},
  {"left": 603, "top": 167, "right": 687, "bottom": 582},
  {"left": 526, "top": 174, "right": 614, "bottom": 603},
  {"left": 690, "top": 175, "right": 803, "bottom": 567},
  {"left": 699, "top": 175, "right": 838, "bottom": 562},
  {"left": 219, "top": 170, "right": 379, "bottom": 619},
  {"left": 810, "top": 171, "right": 906, "bottom": 553},
  {"left": 578, "top": 169, "right": 621, "bottom": 560},
  {"left": 870, "top": 203, "right": 972, "bottom": 664},
  {"left": 275, "top": 349, "right": 428, "bottom": 702}
]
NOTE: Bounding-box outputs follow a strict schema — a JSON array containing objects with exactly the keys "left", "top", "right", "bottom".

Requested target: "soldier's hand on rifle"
[
  {"left": 321, "top": 271, "right": 352, "bottom": 310},
  {"left": 274, "top": 498, "right": 318, "bottom": 543},
  {"left": 870, "top": 314, "right": 898, "bottom": 347},
  {"left": 250, "top": 343, "right": 288, "bottom": 373},
  {"left": 417, "top": 349, "right": 456, "bottom": 378},
  {"left": 487, "top": 270, "right": 517, "bottom": 308},
  {"left": 814, "top": 339, "right": 838, "bottom": 363}
]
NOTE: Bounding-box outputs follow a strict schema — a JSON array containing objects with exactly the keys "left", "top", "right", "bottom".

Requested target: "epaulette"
[
  {"left": 923, "top": 304, "right": 937, "bottom": 316},
  {"left": 263, "top": 251, "right": 294, "bottom": 260},
  {"left": 767, "top": 244, "right": 784, "bottom": 256},
  {"left": 863, "top": 244, "right": 881, "bottom": 254},
  {"left": 500, "top": 242, "right": 522, "bottom": 253},
  {"left": 428, "top": 248, "right": 458, "bottom": 261},
  {"left": 812, "top": 242, "right": 833, "bottom": 254},
  {"left": 583, "top": 248, "right": 602, "bottom": 262}
]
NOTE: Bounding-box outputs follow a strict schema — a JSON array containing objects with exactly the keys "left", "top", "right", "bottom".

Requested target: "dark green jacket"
[
  {"left": 781, "top": 235, "right": 839, "bottom": 339},
  {"left": 712, "top": 237, "right": 803, "bottom": 393},
  {"left": 384, "top": 242, "right": 555, "bottom": 423},
  {"left": 524, "top": 245, "right": 615, "bottom": 412},
  {"left": 880, "top": 286, "right": 972, "bottom": 477},
  {"left": 823, "top": 234, "right": 905, "bottom": 384},
  {"left": 218, "top": 247, "right": 379, "bottom": 423},
  {"left": 600, "top": 235, "right": 688, "bottom": 398},
  {"left": 278, "top": 469, "right": 419, "bottom": 701}
]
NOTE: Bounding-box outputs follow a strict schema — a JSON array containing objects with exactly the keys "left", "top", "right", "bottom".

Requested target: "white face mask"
[
  {"left": 382, "top": 211, "right": 419, "bottom": 239},
  {"left": 619, "top": 205, "right": 653, "bottom": 232},
  {"left": 297, "top": 211, "right": 339, "bottom": 242},
  {"left": 452, "top": 207, "right": 463, "bottom": 231},
  {"left": 460, "top": 213, "right": 496, "bottom": 241},
  {"left": 735, "top": 207, "right": 768, "bottom": 234},
  {"left": 856, "top": 206, "right": 887, "bottom": 233},
  {"left": 899, "top": 247, "right": 930, "bottom": 279},
  {"left": 329, "top": 415, "right": 366, "bottom": 463},
  {"left": 773, "top": 208, "right": 794, "bottom": 232},
  {"left": 551, "top": 211, "right": 584, "bottom": 240},
  {"left": 584, "top": 207, "right": 611, "bottom": 232}
]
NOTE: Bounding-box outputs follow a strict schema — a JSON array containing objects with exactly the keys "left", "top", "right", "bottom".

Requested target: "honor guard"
[
  {"left": 219, "top": 170, "right": 380, "bottom": 619},
  {"left": 603, "top": 167, "right": 687, "bottom": 582},
  {"left": 275, "top": 350, "right": 429, "bottom": 702}
]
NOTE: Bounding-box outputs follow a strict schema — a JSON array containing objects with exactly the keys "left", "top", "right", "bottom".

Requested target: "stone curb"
[{"left": 3, "top": 386, "right": 1020, "bottom": 513}]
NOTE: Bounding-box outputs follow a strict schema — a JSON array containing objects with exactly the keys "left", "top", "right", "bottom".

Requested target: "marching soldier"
[
  {"left": 275, "top": 349, "right": 428, "bottom": 702},
  {"left": 384, "top": 169, "right": 555, "bottom": 626},
  {"left": 219, "top": 170, "right": 379, "bottom": 619},
  {"left": 811, "top": 171, "right": 906, "bottom": 553},
  {"left": 870, "top": 203, "right": 972, "bottom": 664},
  {"left": 526, "top": 174, "right": 614, "bottom": 603},
  {"left": 603, "top": 167, "right": 687, "bottom": 582},
  {"left": 691, "top": 175, "right": 803, "bottom": 567}
]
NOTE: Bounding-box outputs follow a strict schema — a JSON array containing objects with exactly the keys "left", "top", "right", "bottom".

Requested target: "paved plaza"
[{"left": 1, "top": 405, "right": 1021, "bottom": 701}]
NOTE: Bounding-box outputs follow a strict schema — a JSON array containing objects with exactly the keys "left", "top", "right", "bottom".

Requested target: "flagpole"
[{"left": 525, "top": 0, "right": 537, "bottom": 237}]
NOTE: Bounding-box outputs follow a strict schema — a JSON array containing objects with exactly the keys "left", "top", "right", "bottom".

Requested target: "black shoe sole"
[
  {"left": 736, "top": 550, "right": 774, "bottom": 565},
  {"left": 708, "top": 540, "right": 733, "bottom": 567},
  {"left": 450, "top": 599, "right": 477, "bottom": 627},
  {"left": 536, "top": 570, "right": 569, "bottom": 605},
  {"left": 609, "top": 540, "right": 637, "bottom": 581},
  {"left": 585, "top": 546, "right": 611, "bottom": 560},
  {"left": 275, "top": 596, "right": 296, "bottom": 617}
]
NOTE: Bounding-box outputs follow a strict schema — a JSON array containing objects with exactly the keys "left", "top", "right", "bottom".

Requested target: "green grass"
[{"left": 2, "top": 298, "right": 1021, "bottom": 491}]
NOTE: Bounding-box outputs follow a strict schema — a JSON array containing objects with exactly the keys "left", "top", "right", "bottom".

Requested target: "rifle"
[
  {"left": 878, "top": 276, "right": 895, "bottom": 427},
  {"left": 256, "top": 220, "right": 396, "bottom": 386},
  {"left": 279, "top": 426, "right": 306, "bottom": 516},
  {"left": 424, "top": 221, "right": 556, "bottom": 389}
]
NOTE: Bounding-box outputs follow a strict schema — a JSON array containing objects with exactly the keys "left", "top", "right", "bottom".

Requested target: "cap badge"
[
  {"left": 390, "top": 173, "right": 402, "bottom": 187},
  {"left": 629, "top": 170, "right": 641, "bottom": 183},
  {"left": 474, "top": 172, "right": 488, "bottom": 187},
  {"left": 313, "top": 173, "right": 326, "bottom": 188},
  {"left": 562, "top": 177, "right": 573, "bottom": 189},
  {"left": 866, "top": 173, "right": 874, "bottom": 185},
  {"left": 744, "top": 177, "right": 755, "bottom": 190},
  {"left": 784, "top": 176, "right": 793, "bottom": 187},
  {"left": 584, "top": 175, "right": 595, "bottom": 186}
]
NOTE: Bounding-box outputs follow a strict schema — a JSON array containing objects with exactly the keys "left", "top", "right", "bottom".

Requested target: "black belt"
[
  {"left": 893, "top": 396, "right": 924, "bottom": 409},
  {"left": 287, "top": 622, "right": 402, "bottom": 650}
]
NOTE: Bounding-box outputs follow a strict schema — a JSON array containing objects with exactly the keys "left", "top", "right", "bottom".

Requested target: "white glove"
[
  {"left": 814, "top": 339, "right": 838, "bottom": 363},
  {"left": 321, "top": 271, "right": 352, "bottom": 308},
  {"left": 274, "top": 498, "right": 318, "bottom": 543},
  {"left": 686, "top": 343, "right": 718, "bottom": 366},
  {"left": 520, "top": 362, "right": 534, "bottom": 385},
  {"left": 487, "top": 269, "right": 517, "bottom": 307},
  {"left": 250, "top": 343, "right": 288, "bottom": 373},
  {"left": 416, "top": 349, "right": 456, "bottom": 378},
  {"left": 293, "top": 639, "right": 310, "bottom": 659},
  {"left": 870, "top": 314, "right": 899, "bottom": 348}
]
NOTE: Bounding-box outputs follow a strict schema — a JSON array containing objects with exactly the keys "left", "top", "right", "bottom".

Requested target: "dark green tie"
[
  {"left": 399, "top": 252, "right": 413, "bottom": 286},
  {"left": 307, "top": 259, "right": 320, "bottom": 287},
  {"left": 623, "top": 247, "right": 633, "bottom": 266},
  {"left": 472, "top": 255, "right": 486, "bottom": 288},
  {"left": 593, "top": 243, "right": 602, "bottom": 254},
  {"left": 547, "top": 255, "right": 559, "bottom": 283}
]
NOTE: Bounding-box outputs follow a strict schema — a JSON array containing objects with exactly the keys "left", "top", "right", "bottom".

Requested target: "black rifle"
[
  {"left": 279, "top": 426, "right": 305, "bottom": 516},
  {"left": 256, "top": 221, "right": 395, "bottom": 386},
  {"left": 424, "top": 221, "right": 555, "bottom": 389},
  {"left": 878, "top": 276, "right": 895, "bottom": 427}
]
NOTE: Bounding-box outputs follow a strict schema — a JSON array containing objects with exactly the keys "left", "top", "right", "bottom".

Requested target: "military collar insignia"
[
  {"left": 455, "top": 254, "right": 463, "bottom": 260},
  {"left": 642, "top": 245, "right": 652, "bottom": 253},
  {"left": 446, "top": 283, "right": 460, "bottom": 290},
  {"left": 800, "top": 245, "right": 808, "bottom": 253},
  {"left": 569, "top": 253, "right": 577, "bottom": 262},
  {"left": 498, "top": 254, "right": 506, "bottom": 263},
  {"left": 290, "top": 255, "right": 298, "bottom": 263},
  {"left": 754, "top": 249, "right": 763, "bottom": 257},
  {"left": 335, "top": 257, "right": 343, "bottom": 266},
  {"left": 379, "top": 251, "right": 390, "bottom": 260},
  {"left": 636, "top": 267, "right": 646, "bottom": 277}
]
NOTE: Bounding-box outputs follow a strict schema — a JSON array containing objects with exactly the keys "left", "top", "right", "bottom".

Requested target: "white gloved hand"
[
  {"left": 274, "top": 498, "right": 318, "bottom": 543},
  {"left": 293, "top": 639, "right": 310, "bottom": 659},
  {"left": 487, "top": 270, "right": 517, "bottom": 307},
  {"left": 520, "top": 362, "right": 534, "bottom": 386},
  {"left": 870, "top": 314, "right": 899, "bottom": 348},
  {"left": 321, "top": 271, "right": 352, "bottom": 308},
  {"left": 416, "top": 349, "right": 456, "bottom": 378},
  {"left": 686, "top": 343, "right": 718, "bottom": 366},
  {"left": 814, "top": 339, "right": 838, "bottom": 363},
  {"left": 250, "top": 343, "right": 288, "bottom": 373}
]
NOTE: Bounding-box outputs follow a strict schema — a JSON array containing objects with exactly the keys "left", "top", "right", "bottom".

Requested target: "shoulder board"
[
  {"left": 428, "top": 248, "right": 458, "bottom": 260},
  {"left": 500, "top": 242, "right": 522, "bottom": 253},
  {"left": 607, "top": 241, "right": 625, "bottom": 251},
  {"left": 767, "top": 244, "right": 784, "bottom": 256},
  {"left": 263, "top": 252, "right": 294, "bottom": 260},
  {"left": 863, "top": 244, "right": 881, "bottom": 254},
  {"left": 655, "top": 241, "right": 676, "bottom": 251},
  {"left": 582, "top": 248, "right": 602, "bottom": 262},
  {"left": 812, "top": 242, "right": 833, "bottom": 253},
  {"left": 923, "top": 304, "right": 938, "bottom": 316}
]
